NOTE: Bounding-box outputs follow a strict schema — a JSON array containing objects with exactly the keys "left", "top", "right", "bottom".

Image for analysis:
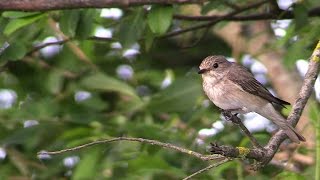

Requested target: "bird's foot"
[{"left": 221, "top": 109, "right": 241, "bottom": 124}]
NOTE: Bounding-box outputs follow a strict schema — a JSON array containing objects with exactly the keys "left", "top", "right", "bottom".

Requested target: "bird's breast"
[
  {"left": 203, "top": 79, "right": 241, "bottom": 110},
  {"left": 202, "top": 78, "right": 268, "bottom": 113}
]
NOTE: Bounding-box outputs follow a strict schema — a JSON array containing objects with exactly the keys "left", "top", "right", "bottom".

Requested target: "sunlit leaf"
[
  {"left": 2, "top": 11, "right": 42, "bottom": 18},
  {"left": 147, "top": 5, "right": 173, "bottom": 35},
  {"left": 4, "top": 14, "right": 45, "bottom": 35},
  {"left": 148, "top": 75, "right": 202, "bottom": 112},
  {"left": 73, "top": 148, "right": 101, "bottom": 179},
  {"left": 60, "top": 10, "right": 81, "bottom": 37},
  {"left": 80, "top": 73, "right": 139, "bottom": 98}
]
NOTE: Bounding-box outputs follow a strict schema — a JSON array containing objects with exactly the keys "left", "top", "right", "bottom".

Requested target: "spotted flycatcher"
[{"left": 198, "top": 55, "right": 305, "bottom": 143}]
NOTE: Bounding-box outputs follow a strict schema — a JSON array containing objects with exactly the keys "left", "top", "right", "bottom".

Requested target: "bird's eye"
[{"left": 213, "top": 63, "right": 218, "bottom": 68}]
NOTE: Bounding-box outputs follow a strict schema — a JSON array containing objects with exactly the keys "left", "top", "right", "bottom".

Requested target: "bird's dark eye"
[{"left": 213, "top": 63, "right": 218, "bottom": 68}]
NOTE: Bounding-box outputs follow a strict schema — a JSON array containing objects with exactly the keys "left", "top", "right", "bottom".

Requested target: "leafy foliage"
[{"left": 0, "top": 0, "right": 319, "bottom": 179}]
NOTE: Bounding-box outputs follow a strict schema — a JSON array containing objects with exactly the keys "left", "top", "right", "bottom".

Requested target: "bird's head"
[{"left": 198, "top": 55, "right": 232, "bottom": 79}]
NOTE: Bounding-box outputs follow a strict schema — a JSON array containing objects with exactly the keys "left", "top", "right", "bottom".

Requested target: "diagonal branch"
[{"left": 182, "top": 158, "right": 231, "bottom": 180}]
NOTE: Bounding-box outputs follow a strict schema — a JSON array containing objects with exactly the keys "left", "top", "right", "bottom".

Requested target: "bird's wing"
[{"left": 227, "top": 63, "right": 290, "bottom": 107}]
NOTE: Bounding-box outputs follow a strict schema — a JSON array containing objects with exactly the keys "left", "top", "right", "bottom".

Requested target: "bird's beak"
[{"left": 198, "top": 68, "right": 208, "bottom": 74}]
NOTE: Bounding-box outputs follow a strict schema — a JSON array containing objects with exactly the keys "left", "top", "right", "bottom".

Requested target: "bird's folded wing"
[{"left": 227, "top": 64, "right": 290, "bottom": 107}]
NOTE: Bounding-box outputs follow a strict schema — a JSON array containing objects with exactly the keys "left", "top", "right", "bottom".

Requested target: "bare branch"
[
  {"left": 0, "top": 0, "right": 206, "bottom": 11},
  {"left": 38, "top": 137, "right": 224, "bottom": 161},
  {"left": 27, "top": 36, "right": 114, "bottom": 56},
  {"left": 162, "top": 0, "right": 268, "bottom": 38},
  {"left": 27, "top": 39, "right": 70, "bottom": 56},
  {"left": 183, "top": 158, "right": 230, "bottom": 180}
]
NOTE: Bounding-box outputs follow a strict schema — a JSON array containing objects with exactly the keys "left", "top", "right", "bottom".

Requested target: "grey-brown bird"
[{"left": 198, "top": 55, "right": 305, "bottom": 143}]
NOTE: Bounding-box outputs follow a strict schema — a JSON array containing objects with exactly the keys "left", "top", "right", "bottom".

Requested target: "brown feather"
[{"left": 227, "top": 63, "right": 290, "bottom": 107}]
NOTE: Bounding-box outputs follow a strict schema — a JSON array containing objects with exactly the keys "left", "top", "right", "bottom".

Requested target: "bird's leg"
[
  {"left": 220, "top": 109, "right": 241, "bottom": 124},
  {"left": 220, "top": 109, "right": 263, "bottom": 149}
]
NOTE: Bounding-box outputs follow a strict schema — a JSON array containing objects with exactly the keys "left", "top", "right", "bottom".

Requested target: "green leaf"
[
  {"left": 2, "top": 11, "right": 42, "bottom": 18},
  {"left": 118, "top": 9, "right": 145, "bottom": 49},
  {"left": 0, "top": 42, "right": 26, "bottom": 60},
  {"left": 60, "top": 10, "right": 81, "bottom": 37},
  {"left": 144, "top": 26, "right": 156, "bottom": 51},
  {"left": 147, "top": 5, "right": 173, "bottom": 35},
  {"left": 76, "top": 10, "right": 97, "bottom": 39},
  {"left": 46, "top": 69, "right": 64, "bottom": 94},
  {"left": 293, "top": 3, "right": 309, "bottom": 30},
  {"left": 128, "top": 153, "right": 185, "bottom": 178},
  {"left": 275, "top": 171, "right": 306, "bottom": 180},
  {"left": 80, "top": 73, "right": 138, "bottom": 98},
  {"left": 148, "top": 75, "right": 202, "bottom": 112},
  {"left": 72, "top": 148, "right": 101, "bottom": 180},
  {"left": 4, "top": 14, "right": 45, "bottom": 36},
  {"left": 201, "top": 0, "right": 226, "bottom": 15}
]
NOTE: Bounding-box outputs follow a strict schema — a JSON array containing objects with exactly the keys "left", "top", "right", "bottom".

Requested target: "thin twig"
[
  {"left": 173, "top": 6, "right": 320, "bottom": 21},
  {"left": 38, "top": 137, "right": 224, "bottom": 161},
  {"left": 27, "top": 39, "right": 70, "bottom": 55},
  {"left": 162, "top": 0, "right": 268, "bottom": 38},
  {"left": 183, "top": 158, "right": 230, "bottom": 180},
  {"left": 27, "top": 36, "right": 114, "bottom": 56},
  {"left": 47, "top": 18, "right": 98, "bottom": 69}
]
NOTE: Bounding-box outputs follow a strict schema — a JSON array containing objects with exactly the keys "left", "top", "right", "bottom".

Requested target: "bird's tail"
[{"left": 284, "top": 125, "right": 306, "bottom": 143}]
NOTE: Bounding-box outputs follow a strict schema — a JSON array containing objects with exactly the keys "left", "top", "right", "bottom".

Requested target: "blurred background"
[{"left": 0, "top": 0, "right": 320, "bottom": 179}]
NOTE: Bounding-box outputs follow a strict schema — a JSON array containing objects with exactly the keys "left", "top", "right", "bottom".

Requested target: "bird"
[{"left": 198, "top": 55, "right": 305, "bottom": 143}]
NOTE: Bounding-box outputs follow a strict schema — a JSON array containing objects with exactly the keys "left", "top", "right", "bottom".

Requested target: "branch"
[
  {"left": 161, "top": 0, "right": 268, "bottom": 38},
  {"left": 183, "top": 158, "right": 230, "bottom": 180},
  {"left": 0, "top": 0, "right": 206, "bottom": 11},
  {"left": 38, "top": 137, "right": 223, "bottom": 161},
  {"left": 173, "top": 6, "right": 320, "bottom": 21},
  {"left": 261, "top": 40, "right": 320, "bottom": 166},
  {"left": 27, "top": 36, "right": 114, "bottom": 56}
]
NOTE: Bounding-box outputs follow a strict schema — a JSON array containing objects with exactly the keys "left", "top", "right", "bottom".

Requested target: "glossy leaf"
[
  {"left": 4, "top": 14, "right": 44, "bottom": 35},
  {"left": 118, "top": 9, "right": 145, "bottom": 49},
  {"left": 76, "top": 10, "right": 97, "bottom": 39},
  {"left": 2, "top": 11, "right": 42, "bottom": 18},
  {"left": 148, "top": 75, "right": 202, "bottom": 112},
  {"left": 60, "top": 10, "right": 81, "bottom": 37},
  {"left": 147, "top": 5, "right": 173, "bottom": 35},
  {"left": 0, "top": 42, "right": 26, "bottom": 60},
  {"left": 72, "top": 148, "right": 101, "bottom": 179}
]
